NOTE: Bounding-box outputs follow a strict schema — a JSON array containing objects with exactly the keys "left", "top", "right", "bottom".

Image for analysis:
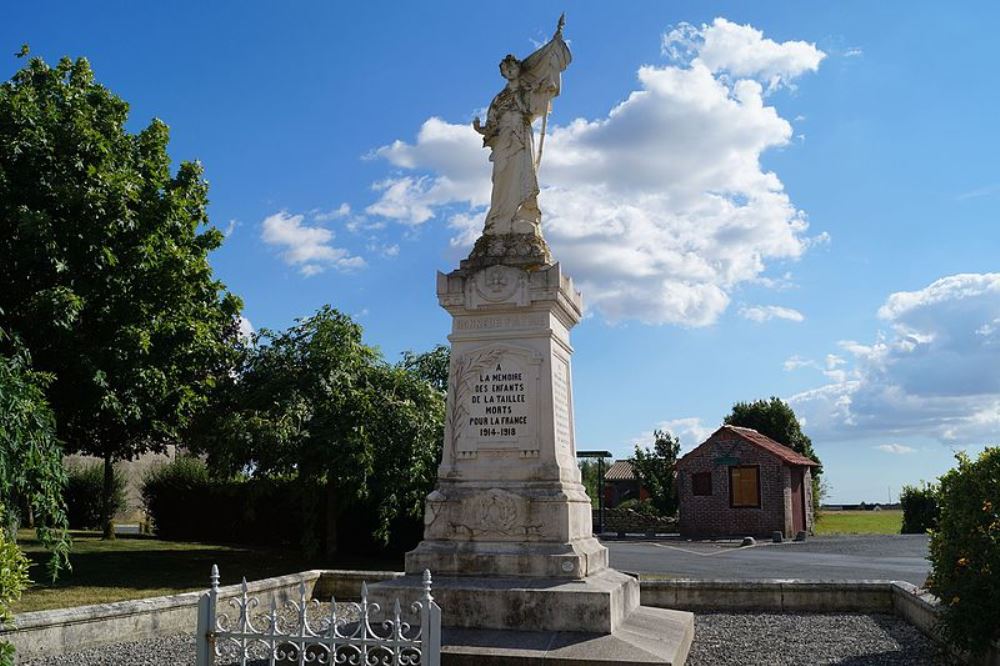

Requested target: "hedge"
[
  {"left": 141, "top": 457, "right": 422, "bottom": 555},
  {"left": 900, "top": 481, "right": 938, "bottom": 534},
  {"left": 64, "top": 462, "right": 127, "bottom": 529}
]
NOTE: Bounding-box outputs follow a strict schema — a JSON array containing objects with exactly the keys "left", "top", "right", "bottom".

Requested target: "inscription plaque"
[{"left": 449, "top": 345, "right": 542, "bottom": 461}]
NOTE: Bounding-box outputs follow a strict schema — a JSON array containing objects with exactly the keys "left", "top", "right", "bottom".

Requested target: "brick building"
[{"left": 677, "top": 425, "right": 818, "bottom": 538}]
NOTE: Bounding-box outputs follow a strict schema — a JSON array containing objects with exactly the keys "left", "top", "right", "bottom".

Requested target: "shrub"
[
  {"left": 141, "top": 457, "right": 314, "bottom": 546},
  {"left": 141, "top": 456, "right": 424, "bottom": 555},
  {"left": 0, "top": 504, "right": 31, "bottom": 665},
  {"left": 900, "top": 481, "right": 938, "bottom": 534},
  {"left": 617, "top": 498, "right": 661, "bottom": 516},
  {"left": 927, "top": 447, "right": 1000, "bottom": 655},
  {"left": 64, "top": 463, "right": 127, "bottom": 529}
]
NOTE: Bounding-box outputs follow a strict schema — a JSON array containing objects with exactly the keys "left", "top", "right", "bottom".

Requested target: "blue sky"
[{"left": 5, "top": 2, "right": 998, "bottom": 503}]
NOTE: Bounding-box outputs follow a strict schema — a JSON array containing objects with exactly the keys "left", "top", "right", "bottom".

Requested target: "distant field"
[{"left": 815, "top": 510, "right": 903, "bottom": 535}]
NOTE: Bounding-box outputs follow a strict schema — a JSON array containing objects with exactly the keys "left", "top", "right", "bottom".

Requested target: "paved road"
[{"left": 604, "top": 535, "right": 930, "bottom": 584}]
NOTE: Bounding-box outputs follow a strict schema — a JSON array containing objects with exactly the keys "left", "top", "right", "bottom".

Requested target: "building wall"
[{"left": 677, "top": 433, "right": 788, "bottom": 538}]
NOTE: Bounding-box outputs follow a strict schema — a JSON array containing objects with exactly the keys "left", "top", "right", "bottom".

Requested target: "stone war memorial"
[{"left": 370, "top": 16, "right": 695, "bottom": 664}]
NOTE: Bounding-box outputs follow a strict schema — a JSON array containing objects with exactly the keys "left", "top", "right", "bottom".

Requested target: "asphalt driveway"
[{"left": 605, "top": 534, "right": 931, "bottom": 585}]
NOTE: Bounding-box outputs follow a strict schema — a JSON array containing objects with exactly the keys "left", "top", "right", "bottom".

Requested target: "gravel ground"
[
  {"left": 687, "top": 612, "right": 950, "bottom": 665},
  {"left": 23, "top": 610, "right": 950, "bottom": 665}
]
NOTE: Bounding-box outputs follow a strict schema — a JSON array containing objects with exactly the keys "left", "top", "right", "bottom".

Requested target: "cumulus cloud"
[
  {"left": 364, "top": 19, "right": 825, "bottom": 326},
  {"left": 663, "top": 18, "right": 826, "bottom": 92},
  {"left": 790, "top": 273, "right": 1000, "bottom": 445},
  {"left": 875, "top": 443, "right": 915, "bottom": 455},
  {"left": 260, "top": 211, "right": 366, "bottom": 276},
  {"left": 629, "top": 417, "right": 714, "bottom": 454},
  {"left": 740, "top": 305, "right": 805, "bottom": 323}
]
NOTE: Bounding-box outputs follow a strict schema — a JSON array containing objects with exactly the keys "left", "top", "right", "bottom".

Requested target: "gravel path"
[
  {"left": 23, "top": 611, "right": 949, "bottom": 665},
  {"left": 687, "top": 612, "right": 948, "bottom": 665}
]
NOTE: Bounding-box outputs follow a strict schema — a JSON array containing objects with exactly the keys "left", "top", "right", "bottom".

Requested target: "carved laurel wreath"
[{"left": 446, "top": 346, "right": 508, "bottom": 465}]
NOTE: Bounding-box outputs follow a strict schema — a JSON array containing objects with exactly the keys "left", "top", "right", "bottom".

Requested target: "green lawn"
[
  {"left": 814, "top": 510, "right": 903, "bottom": 535},
  {"left": 14, "top": 530, "right": 403, "bottom": 614}
]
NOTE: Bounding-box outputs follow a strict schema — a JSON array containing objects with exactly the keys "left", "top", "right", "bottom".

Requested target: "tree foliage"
[
  {"left": 187, "top": 307, "right": 444, "bottom": 555},
  {"left": 724, "top": 397, "right": 821, "bottom": 468},
  {"left": 0, "top": 505, "right": 32, "bottom": 665},
  {"left": 0, "top": 329, "right": 69, "bottom": 579},
  {"left": 900, "top": 481, "right": 939, "bottom": 535},
  {"left": 400, "top": 345, "right": 450, "bottom": 394},
  {"left": 65, "top": 462, "right": 128, "bottom": 530},
  {"left": 927, "top": 448, "right": 1000, "bottom": 654},
  {"left": 0, "top": 55, "right": 242, "bottom": 538},
  {"left": 632, "top": 430, "right": 681, "bottom": 517}
]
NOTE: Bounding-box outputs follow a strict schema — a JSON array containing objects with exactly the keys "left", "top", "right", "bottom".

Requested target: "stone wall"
[
  {"left": 676, "top": 433, "right": 787, "bottom": 538},
  {"left": 64, "top": 447, "right": 178, "bottom": 524}
]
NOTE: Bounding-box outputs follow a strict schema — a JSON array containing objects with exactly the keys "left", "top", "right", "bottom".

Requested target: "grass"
[
  {"left": 814, "top": 510, "right": 903, "bottom": 535},
  {"left": 13, "top": 529, "right": 403, "bottom": 614}
]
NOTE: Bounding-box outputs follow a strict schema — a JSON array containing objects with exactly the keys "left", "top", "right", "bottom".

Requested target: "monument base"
[
  {"left": 405, "top": 535, "right": 608, "bottom": 579},
  {"left": 439, "top": 606, "right": 694, "bottom": 665},
  {"left": 369, "top": 569, "right": 693, "bottom": 663}
]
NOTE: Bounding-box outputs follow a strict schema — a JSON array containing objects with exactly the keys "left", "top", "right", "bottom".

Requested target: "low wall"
[
  {"left": 5, "top": 571, "right": 997, "bottom": 664},
  {"left": 2, "top": 570, "right": 323, "bottom": 661},
  {"left": 639, "top": 579, "right": 895, "bottom": 612}
]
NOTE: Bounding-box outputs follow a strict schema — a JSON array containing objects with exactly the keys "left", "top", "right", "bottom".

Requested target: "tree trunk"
[
  {"left": 324, "top": 478, "right": 338, "bottom": 559},
  {"left": 101, "top": 453, "right": 116, "bottom": 540}
]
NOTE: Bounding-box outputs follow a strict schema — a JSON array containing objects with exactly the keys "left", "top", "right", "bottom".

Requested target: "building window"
[
  {"left": 692, "top": 472, "right": 712, "bottom": 496},
  {"left": 729, "top": 465, "right": 761, "bottom": 508}
]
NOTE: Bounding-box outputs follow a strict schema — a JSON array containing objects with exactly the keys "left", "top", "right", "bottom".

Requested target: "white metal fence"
[{"left": 196, "top": 565, "right": 441, "bottom": 666}]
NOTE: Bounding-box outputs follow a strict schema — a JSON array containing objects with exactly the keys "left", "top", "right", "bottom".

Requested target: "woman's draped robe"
[{"left": 481, "top": 33, "right": 571, "bottom": 236}]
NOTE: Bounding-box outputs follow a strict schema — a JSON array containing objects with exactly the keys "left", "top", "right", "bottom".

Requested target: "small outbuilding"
[
  {"left": 602, "top": 460, "right": 650, "bottom": 508},
  {"left": 677, "top": 425, "right": 819, "bottom": 539}
]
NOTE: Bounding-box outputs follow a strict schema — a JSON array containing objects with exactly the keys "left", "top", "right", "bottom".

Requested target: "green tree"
[
  {"left": 400, "top": 344, "right": 450, "bottom": 393},
  {"left": 632, "top": 430, "right": 681, "bottom": 517},
  {"left": 0, "top": 55, "right": 242, "bottom": 539},
  {"left": 724, "top": 397, "right": 823, "bottom": 515},
  {"left": 188, "top": 307, "right": 443, "bottom": 556},
  {"left": 899, "top": 481, "right": 939, "bottom": 534},
  {"left": 0, "top": 329, "right": 70, "bottom": 579},
  {"left": 927, "top": 448, "right": 1000, "bottom": 655},
  {"left": 578, "top": 458, "right": 608, "bottom": 508}
]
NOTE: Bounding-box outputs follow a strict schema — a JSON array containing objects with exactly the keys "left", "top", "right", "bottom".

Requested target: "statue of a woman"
[{"left": 473, "top": 16, "right": 571, "bottom": 239}]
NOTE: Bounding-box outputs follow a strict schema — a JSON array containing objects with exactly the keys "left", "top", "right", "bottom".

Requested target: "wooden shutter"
[
  {"left": 692, "top": 472, "right": 712, "bottom": 496},
  {"left": 729, "top": 466, "right": 760, "bottom": 507}
]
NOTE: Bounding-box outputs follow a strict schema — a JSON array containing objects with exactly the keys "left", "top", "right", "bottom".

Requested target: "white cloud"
[
  {"left": 260, "top": 211, "right": 366, "bottom": 276},
  {"left": 629, "top": 417, "right": 714, "bottom": 455},
  {"left": 663, "top": 18, "right": 826, "bottom": 92},
  {"left": 237, "top": 315, "right": 254, "bottom": 341},
  {"left": 365, "top": 20, "right": 826, "bottom": 326},
  {"left": 224, "top": 219, "right": 240, "bottom": 237},
  {"left": 844, "top": 47, "right": 864, "bottom": 58},
  {"left": 313, "top": 203, "right": 351, "bottom": 222},
  {"left": 875, "top": 443, "right": 915, "bottom": 455},
  {"left": 791, "top": 273, "right": 1000, "bottom": 445},
  {"left": 740, "top": 304, "right": 805, "bottom": 323}
]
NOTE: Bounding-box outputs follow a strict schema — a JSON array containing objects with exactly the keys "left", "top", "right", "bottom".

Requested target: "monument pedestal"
[{"left": 370, "top": 257, "right": 692, "bottom": 663}]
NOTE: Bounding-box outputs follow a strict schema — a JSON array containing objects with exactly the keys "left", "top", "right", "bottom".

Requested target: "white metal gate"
[{"left": 196, "top": 566, "right": 441, "bottom": 666}]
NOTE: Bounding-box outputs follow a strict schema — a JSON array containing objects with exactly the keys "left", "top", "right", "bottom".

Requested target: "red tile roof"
[
  {"left": 604, "top": 460, "right": 637, "bottom": 481},
  {"left": 681, "top": 425, "right": 820, "bottom": 467}
]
